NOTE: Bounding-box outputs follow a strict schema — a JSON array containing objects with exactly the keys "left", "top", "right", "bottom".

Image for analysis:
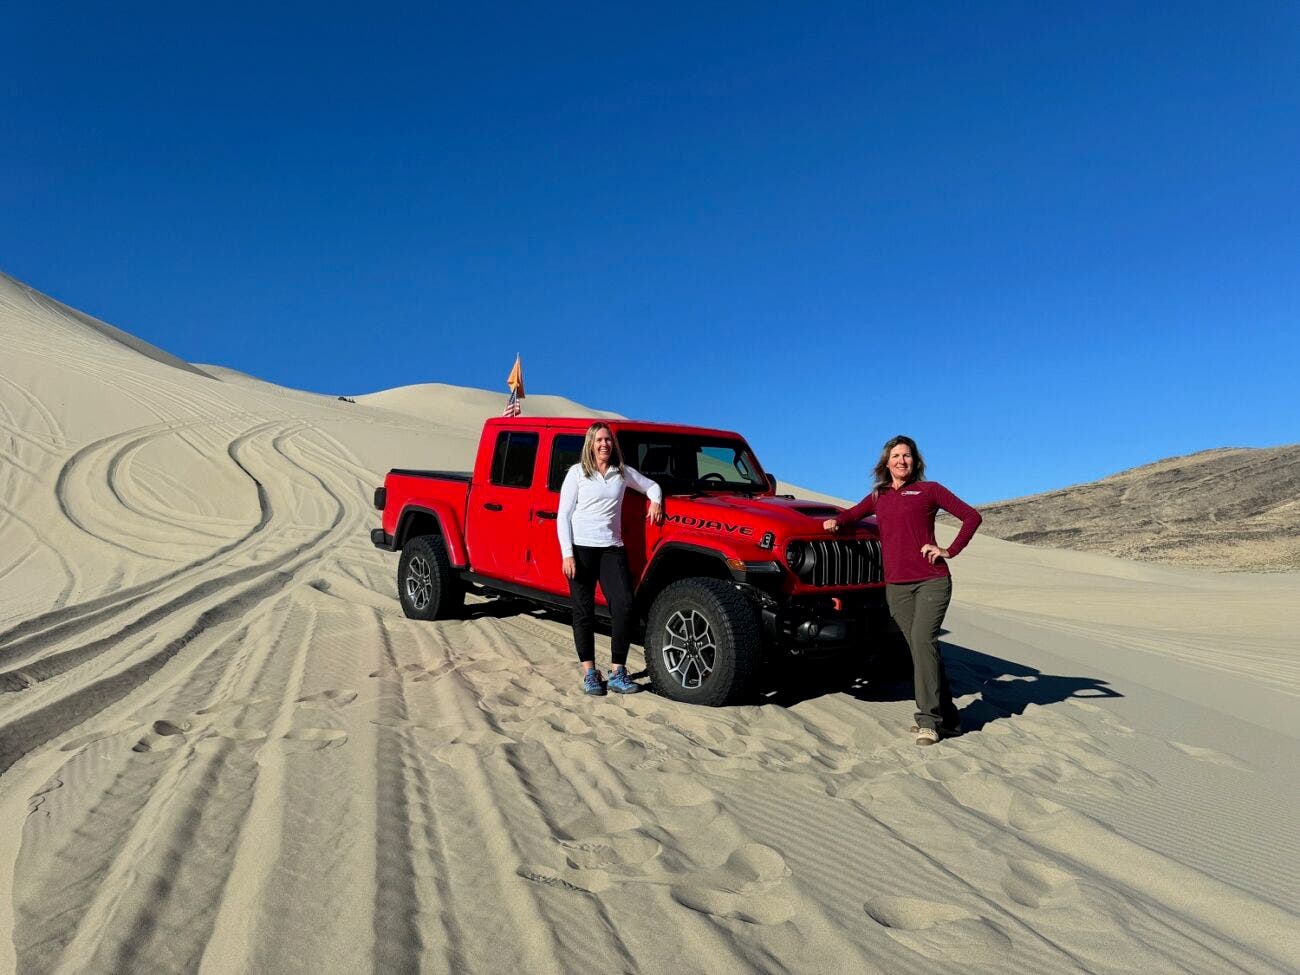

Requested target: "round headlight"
[{"left": 785, "top": 540, "right": 812, "bottom": 576}]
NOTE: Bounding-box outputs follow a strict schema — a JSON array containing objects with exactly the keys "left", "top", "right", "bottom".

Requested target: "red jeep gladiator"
[{"left": 371, "top": 417, "right": 891, "bottom": 705}]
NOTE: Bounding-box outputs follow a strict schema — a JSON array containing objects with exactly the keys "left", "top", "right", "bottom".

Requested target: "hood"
[{"left": 661, "top": 492, "right": 877, "bottom": 537}]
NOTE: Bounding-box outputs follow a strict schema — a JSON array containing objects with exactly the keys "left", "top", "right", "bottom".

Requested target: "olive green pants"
[{"left": 886, "top": 576, "right": 960, "bottom": 732}]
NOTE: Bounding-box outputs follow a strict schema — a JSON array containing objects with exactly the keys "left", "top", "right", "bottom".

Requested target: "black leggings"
[{"left": 569, "top": 545, "right": 634, "bottom": 666}]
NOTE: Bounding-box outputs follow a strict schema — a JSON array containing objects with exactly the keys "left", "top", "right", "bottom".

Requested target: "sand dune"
[{"left": 1, "top": 270, "right": 1297, "bottom": 973}]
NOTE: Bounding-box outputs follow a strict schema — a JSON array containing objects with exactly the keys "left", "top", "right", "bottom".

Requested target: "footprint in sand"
[
  {"left": 1, "top": 669, "right": 38, "bottom": 691},
  {"left": 669, "top": 844, "right": 795, "bottom": 925},
  {"left": 132, "top": 719, "right": 193, "bottom": 753},
  {"left": 556, "top": 809, "right": 644, "bottom": 844},
  {"left": 518, "top": 809, "right": 650, "bottom": 892},
  {"left": 296, "top": 688, "right": 358, "bottom": 707},
  {"left": 556, "top": 810, "right": 662, "bottom": 871},
  {"left": 277, "top": 727, "right": 349, "bottom": 752},
  {"left": 1000, "top": 856, "right": 1079, "bottom": 909},
  {"left": 1167, "top": 739, "right": 1252, "bottom": 771},
  {"left": 124, "top": 690, "right": 357, "bottom": 755},
  {"left": 369, "top": 661, "right": 456, "bottom": 683},
  {"left": 939, "top": 774, "right": 1071, "bottom": 833},
  {"left": 521, "top": 841, "right": 795, "bottom": 926},
  {"left": 1066, "top": 699, "right": 1135, "bottom": 735},
  {"left": 625, "top": 775, "right": 723, "bottom": 833},
  {"left": 863, "top": 895, "right": 1012, "bottom": 961},
  {"left": 27, "top": 778, "right": 64, "bottom": 816},
  {"left": 515, "top": 863, "right": 612, "bottom": 893},
  {"left": 916, "top": 755, "right": 982, "bottom": 782},
  {"left": 524, "top": 799, "right": 793, "bottom": 926}
]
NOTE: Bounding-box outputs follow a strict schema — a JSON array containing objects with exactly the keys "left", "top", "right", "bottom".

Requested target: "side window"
[
  {"left": 628, "top": 439, "right": 695, "bottom": 482},
  {"left": 547, "top": 434, "right": 585, "bottom": 492},
  {"left": 490, "top": 431, "right": 539, "bottom": 488}
]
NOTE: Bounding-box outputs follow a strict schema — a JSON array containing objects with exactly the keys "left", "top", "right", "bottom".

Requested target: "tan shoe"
[
  {"left": 911, "top": 724, "right": 961, "bottom": 737},
  {"left": 915, "top": 727, "right": 940, "bottom": 746}
]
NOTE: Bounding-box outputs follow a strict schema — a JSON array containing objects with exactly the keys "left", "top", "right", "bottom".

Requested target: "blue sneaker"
[
  {"left": 607, "top": 668, "right": 642, "bottom": 694},
  {"left": 582, "top": 670, "right": 606, "bottom": 696}
]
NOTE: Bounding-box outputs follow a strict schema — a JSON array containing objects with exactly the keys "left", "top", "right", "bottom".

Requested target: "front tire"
[
  {"left": 398, "top": 535, "right": 465, "bottom": 620},
  {"left": 645, "top": 577, "right": 760, "bottom": 706}
]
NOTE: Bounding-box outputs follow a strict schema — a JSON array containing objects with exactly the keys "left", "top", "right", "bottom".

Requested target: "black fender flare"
[{"left": 395, "top": 505, "right": 469, "bottom": 567}]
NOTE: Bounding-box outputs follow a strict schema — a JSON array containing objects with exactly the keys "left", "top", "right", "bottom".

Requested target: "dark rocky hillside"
[{"left": 973, "top": 445, "right": 1300, "bottom": 571}]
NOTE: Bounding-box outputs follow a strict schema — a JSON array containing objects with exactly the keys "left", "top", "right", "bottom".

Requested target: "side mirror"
[{"left": 765, "top": 473, "right": 777, "bottom": 493}]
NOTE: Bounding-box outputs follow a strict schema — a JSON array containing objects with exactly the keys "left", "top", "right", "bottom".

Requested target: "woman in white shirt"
[{"left": 558, "top": 422, "right": 664, "bottom": 695}]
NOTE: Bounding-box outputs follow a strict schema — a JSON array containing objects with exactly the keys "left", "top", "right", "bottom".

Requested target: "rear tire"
[
  {"left": 645, "top": 577, "right": 760, "bottom": 706},
  {"left": 398, "top": 535, "right": 465, "bottom": 620}
]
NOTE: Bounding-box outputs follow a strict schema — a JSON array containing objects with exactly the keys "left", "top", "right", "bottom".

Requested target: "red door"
[
  {"left": 527, "top": 432, "right": 584, "bottom": 596},
  {"left": 465, "top": 429, "right": 540, "bottom": 581}
]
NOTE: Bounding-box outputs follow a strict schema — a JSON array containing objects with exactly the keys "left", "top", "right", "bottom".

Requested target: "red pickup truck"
[{"left": 371, "top": 417, "right": 893, "bottom": 705}]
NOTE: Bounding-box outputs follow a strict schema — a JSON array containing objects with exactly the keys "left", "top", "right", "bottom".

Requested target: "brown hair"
[
  {"left": 873, "top": 434, "right": 925, "bottom": 492},
  {"left": 579, "top": 422, "right": 625, "bottom": 478}
]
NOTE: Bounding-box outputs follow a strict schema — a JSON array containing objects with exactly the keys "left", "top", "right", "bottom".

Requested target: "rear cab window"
[{"left": 490, "top": 431, "right": 540, "bottom": 488}]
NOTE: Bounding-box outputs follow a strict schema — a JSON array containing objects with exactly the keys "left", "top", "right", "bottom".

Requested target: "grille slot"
[{"left": 796, "top": 539, "right": 883, "bottom": 586}]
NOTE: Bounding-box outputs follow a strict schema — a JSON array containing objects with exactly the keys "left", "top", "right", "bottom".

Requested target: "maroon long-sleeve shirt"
[{"left": 834, "top": 480, "right": 982, "bottom": 584}]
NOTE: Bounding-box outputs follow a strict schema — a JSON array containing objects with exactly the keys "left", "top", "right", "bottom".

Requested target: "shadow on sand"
[
  {"left": 765, "top": 633, "right": 1122, "bottom": 733},
  {"left": 465, "top": 598, "right": 1122, "bottom": 732}
]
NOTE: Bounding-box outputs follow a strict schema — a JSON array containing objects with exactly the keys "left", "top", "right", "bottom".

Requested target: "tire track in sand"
[
  {"left": 0, "top": 419, "right": 280, "bottom": 653},
  {"left": 13, "top": 593, "right": 325, "bottom": 973},
  {"left": 0, "top": 419, "right": 369, "bottom": 774}
]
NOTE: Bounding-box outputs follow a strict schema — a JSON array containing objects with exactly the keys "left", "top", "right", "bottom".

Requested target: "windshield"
[{"left": 617, "top": 431, "right": 768, "bottom": 494}]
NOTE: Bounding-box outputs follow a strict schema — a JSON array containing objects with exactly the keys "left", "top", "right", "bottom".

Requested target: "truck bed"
[{"left": 390, "top": 469, "right": 471, "bottom": 481}]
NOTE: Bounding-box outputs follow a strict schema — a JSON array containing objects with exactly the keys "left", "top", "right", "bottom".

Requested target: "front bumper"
[
  {"left": 760, "top": 591, "right": 890, "bottom": 655},
  {"left": 370, "top": 528, "right": 396, "bottom": 551}
]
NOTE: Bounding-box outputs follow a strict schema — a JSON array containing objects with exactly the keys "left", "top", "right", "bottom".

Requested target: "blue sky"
[{"left": 4, "top": 2, "right": 1297, "bottom": 503}]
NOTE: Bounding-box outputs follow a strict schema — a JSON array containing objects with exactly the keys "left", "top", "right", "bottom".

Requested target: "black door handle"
[
  {"left": 484, "top": 503, "right": 503, "bottom": 511},
  {"left": 536, "top": 510, "right": 557, "bottom": 520}
]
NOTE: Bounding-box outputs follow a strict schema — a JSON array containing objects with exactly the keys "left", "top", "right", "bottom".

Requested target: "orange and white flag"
[{"left": 503, "top": 355, "right": 525, "bottom": 416}]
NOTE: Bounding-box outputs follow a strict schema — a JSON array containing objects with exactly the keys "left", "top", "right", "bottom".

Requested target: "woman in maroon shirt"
[{"left": 823, "top": 435, "right": 982, "bottom": 746}]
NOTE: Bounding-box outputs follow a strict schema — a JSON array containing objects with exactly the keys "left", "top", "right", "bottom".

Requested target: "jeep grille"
[{"left": 789, "top": 538, "right": 884, "bottom": 587}]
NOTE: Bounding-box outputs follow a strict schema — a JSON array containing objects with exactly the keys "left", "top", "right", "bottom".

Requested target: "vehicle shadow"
[
  {"left": 764, "top": 635, "right": 1123, "bottom": 733},
  {"left": 463, "top": 598, "right": 1123, "bottom": 732}
]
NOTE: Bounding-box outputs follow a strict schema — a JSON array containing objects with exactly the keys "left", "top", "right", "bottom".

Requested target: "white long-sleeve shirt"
[{"left": 557, "top": 464, "right": 663, "bottom": 557}]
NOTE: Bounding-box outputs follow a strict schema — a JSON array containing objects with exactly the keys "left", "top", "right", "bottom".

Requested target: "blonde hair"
[{"left": 579, "top": 422, "right": 625, "bottom": 477}]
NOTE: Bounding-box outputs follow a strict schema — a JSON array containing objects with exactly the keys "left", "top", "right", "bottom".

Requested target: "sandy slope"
[{"left": 1, "top": 271, "right": 1297, "bottom": 974}]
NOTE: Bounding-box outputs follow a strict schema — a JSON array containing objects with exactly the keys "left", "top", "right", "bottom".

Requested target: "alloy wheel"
[
  {"left": 662, "top": 609, "right": 716, "bottom": 689},
  {"left": 405, "top": 555, "right": 432, "bottom": 611}
]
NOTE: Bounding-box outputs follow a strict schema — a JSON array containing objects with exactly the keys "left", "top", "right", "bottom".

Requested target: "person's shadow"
[
  {"left": 764, "top": 631, "right": 1122, "bottom": 732},
  {"left": 937, "top": 641, "right": 1122, "bottom": 731}
]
